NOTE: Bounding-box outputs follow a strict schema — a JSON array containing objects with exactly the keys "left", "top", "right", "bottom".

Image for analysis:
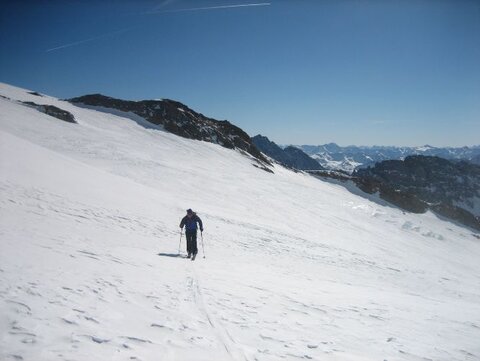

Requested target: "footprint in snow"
[
  {"left": 5, "top": 355, "right": 24, "bottom": 360},
  {"left": 122, "top": 336, "right": 152, "bottom": 344},
  {"left": 5, "top": 300, "right": 32, "bottom": 315},
  {"left": 84, "top": 315, "right": 100, "bottom": 323},
  {"left": 150, "top": 323, "right": 174, "bottom": 331},
  {"left": 61, "top": 317, "right": 78, "bottom": 325},
  {"left": 90, "top": 336, "right": 110, "bottom": 344}
]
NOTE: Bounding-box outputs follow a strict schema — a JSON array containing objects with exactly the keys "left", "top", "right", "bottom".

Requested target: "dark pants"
[{"left": 186, "top": 230, "right": 198, "bottom": 255}]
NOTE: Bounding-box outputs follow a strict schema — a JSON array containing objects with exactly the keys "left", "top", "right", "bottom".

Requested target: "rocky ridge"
[
  {"left": 353, "top": 156, "right": 480, "bottom": 230},
  {"left": 69, "top": 94, "right": 271, "bottom": 169},
  {"left": 252, "top": 135, "right": 323, "bottom": 170}
]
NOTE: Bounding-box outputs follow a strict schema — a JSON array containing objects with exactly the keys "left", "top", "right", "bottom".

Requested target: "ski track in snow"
[{"left": 1, "top": 83, "right": 480, "bottom": 361}]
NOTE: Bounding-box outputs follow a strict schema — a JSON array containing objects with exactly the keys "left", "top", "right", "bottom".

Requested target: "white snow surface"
[
  {"left": 311, "top": 153, "right": 362, "bottom": 174},
  {"left": 1, "top": 82, "right": 480, "bottom": 361}
]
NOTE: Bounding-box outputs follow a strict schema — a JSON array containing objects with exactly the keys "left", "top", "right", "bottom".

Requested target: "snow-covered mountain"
[
  {"left": 299, "top": 143, "right": 480, "bottom": 173},
  {"left": 1, "top": 83, "right": 480, "bottom": 361}
]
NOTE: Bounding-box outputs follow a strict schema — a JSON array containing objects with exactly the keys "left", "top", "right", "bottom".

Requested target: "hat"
[{"left": 186, "top": 209, "right": 193, "bottom": 214}]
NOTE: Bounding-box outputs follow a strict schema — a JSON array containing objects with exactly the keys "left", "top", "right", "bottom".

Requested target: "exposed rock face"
[
  {"left": 21, "top": 101, "right": 76, "bottom": 124},
  {"left": 283, "top": 146, "right": 324, "bottom": 170},
  {"left": 354, "top": 156, "right": 480, "bottom": 230},
  {"left": 68, "top": 94, "right": 269, "bottom": 166},
  {"left": 252, "top": 135, "right": 323, "bottom": 170},
  {"left": 251, "top": 135, "right": 288, "bottom": 163}
]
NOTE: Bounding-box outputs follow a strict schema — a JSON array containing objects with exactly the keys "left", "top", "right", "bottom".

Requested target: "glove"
[{"left": 200, "top": 228, "right": 204, "bottom": 232}]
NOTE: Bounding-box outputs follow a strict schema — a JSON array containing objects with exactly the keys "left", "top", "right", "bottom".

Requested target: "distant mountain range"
[
  {"left": 298, "top": 143, "right": 480, "bottom": 173},
  {"left": 252, "top": 135, "right": 479, "bottom": 229}
]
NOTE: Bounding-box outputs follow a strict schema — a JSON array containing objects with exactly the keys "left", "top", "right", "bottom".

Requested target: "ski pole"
[
  {"left": 178, "top": 229, "right": 183, "bottom": 255},
  {"left": 201, "top": 231, "right": 206, "bottom": 258}
]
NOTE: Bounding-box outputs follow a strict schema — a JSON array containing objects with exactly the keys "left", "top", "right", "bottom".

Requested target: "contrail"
[
  {"left": 46, "top": 2, "right": 270, "bottom": 52},
  {"left": 46, "top": 27, "right": 132, "bottom": 53},
  {"left": 150, "top": 0, "right": 178, "bottom": 12},
  {"left": 148, "top": 2, "right": 271, "bottom": 14}
]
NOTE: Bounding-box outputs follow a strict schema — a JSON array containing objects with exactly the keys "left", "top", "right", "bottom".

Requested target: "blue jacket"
[{"left": 180, "top": 213, "right": 203, "bottom": 232}]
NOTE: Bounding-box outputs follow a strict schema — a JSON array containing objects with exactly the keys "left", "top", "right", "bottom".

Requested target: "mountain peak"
[
  {"left": 252, "top": 135, "right": 323, "bottom": 171},
  {"left": 69, "top": 93, "right": 270, "bottom": 168}
]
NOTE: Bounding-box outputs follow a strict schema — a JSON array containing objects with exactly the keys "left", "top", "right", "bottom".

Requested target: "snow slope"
[{"left": 1, "top": 83, "right": 480, "bottom": 361}]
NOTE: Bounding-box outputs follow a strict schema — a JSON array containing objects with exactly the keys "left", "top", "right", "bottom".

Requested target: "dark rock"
[
  {"left": 21, "top": 101, "right": 37, "bottom": 107},
  {"left": 308, "top": 169, "right": 353, "bottom": 182},
  {"left": 431, "top": 203, "right": 480, "bottom": 231},
  {"left": 354, "top": 156, "right": 480, "bottom": 230},
  {"left": 68, "top": 94, "right": 270, "bottom": 167},
  {"left": 20, "top": 101, "right": 76, "bottom": 124},
  {"left": 252, "top": 135, "right": 323, "bottom": 170},
  {"left": 470, "top": 154, "right": 480, "bottom": 166},
  {"left": 252, "top": 135, "right": 291, "bottom": 164},
  {"left": 283, "top": 146, "right": 324, "bottom": 170},
  {"left": 40, "top": 105, "right": 76, "bottom": 123},
  {"left": 28, "top": 91, "right": 43, "bottom": 97}
]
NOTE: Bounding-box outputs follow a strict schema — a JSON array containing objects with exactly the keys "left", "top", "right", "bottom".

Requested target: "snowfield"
[{"left": 1, "top": 83, "right": 479, "bottom": 361}]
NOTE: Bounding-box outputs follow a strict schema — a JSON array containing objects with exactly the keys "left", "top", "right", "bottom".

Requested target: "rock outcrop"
[{"left": 69, "top": 94, "right": 270, "bottom": 167}]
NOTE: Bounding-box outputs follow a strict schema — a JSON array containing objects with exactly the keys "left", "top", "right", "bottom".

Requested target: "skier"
[{"left": 179, "top": 209, "right": 203, "bottom": 260}]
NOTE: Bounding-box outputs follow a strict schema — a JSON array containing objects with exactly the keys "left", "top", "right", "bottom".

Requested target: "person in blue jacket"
[{"left": 179, "top": 209, "right": 203, "bottom": 259}]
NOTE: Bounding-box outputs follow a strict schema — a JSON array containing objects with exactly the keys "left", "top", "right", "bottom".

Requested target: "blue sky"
[{"left": 1, "top": 0, "right": 479, "bottom": 147}]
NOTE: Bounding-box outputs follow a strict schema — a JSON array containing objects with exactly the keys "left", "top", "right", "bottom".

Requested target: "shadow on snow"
[{"left": 157, "top": 253, "right": 187, "bottom": 258}]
